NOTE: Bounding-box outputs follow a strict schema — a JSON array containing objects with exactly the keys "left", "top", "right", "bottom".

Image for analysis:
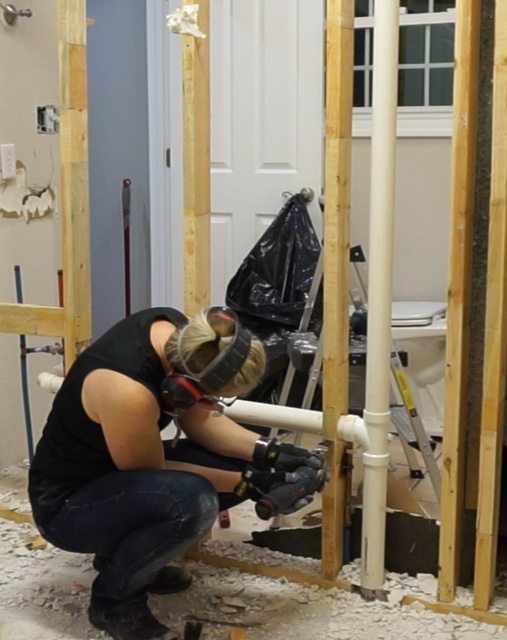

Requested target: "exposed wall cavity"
[
  {"left": 465, "top": 0, "right": 495, "bottom": 507},
  {"left": 0, "top": 162, "right": 55, "bottom": 221}
]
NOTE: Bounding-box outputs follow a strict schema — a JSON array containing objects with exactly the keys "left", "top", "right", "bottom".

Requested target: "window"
[{"left": 353, "top": 0, "right": 456, "bottom": 137}]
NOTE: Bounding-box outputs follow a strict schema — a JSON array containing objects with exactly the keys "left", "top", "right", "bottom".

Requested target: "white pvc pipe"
[
  {"left": 225, "top": 400, "right": 370, "bottom": 449},
  {"left": 37, "top": 371, "right": 64, "bottom": 394},
  {"left": 224, "top": 400, "right": 323, "bottom": 434},
  {"left": 360, "top": 1, "right": 400, "bottom": 591},
  {"left": 35, "top": 378, "right": 371, "bottom": 449}
]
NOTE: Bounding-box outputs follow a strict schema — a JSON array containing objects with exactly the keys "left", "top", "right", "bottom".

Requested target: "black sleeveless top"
[{"left": 28, "top": 307, "right": 187, "bottom": 523}]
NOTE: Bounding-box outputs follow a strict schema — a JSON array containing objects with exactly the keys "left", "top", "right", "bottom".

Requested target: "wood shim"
[{"left": 0, "top": 507, "right": 33, "bottom": 525}]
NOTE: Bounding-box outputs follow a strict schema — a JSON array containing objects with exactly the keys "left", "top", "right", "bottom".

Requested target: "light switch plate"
[{"left": 0, "top": 144, "right": 16, "bottom": 180}]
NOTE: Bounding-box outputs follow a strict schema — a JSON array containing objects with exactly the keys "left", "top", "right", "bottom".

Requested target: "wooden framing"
[
  {"left": 181, "top": 0, "right": 354, "bottom": 582},
  {"left": 321, "top": 0, "right": 354, "bottom": 579},
  {"left": 437, "top": 0, "right": 481, "bottom": 603},
  {"left": 57, "top": 0, "right": 92, "bottom": 364},
  {"left": 180, "top": 1, "right": 507, "bottom": 622},
  {"left": 0, "top": 1, "right": 91, "bottom": 368},
  {"left": 182, "top": 0, "right": 211, "bottom": 317},
  {"left": 186, "top": 549, "right": 352, "bottom": 592},
  {"left": 0, "top": 304, "right": 65, "bottom": 337},
  {"left": 403, "top": 596, "right": 507, "bottom": 627},
  {"left": 473, "top": 0, "right": 507, "bottom": 611},
  {"left": 1, "top": 0, "right": 504, "bottom": 625},
  {"left": 186, "top": 550, "right": 507, "bottom": 628}
]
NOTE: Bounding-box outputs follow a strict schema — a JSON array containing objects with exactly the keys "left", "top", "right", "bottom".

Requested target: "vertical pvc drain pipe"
[{"left": 360, "top": 1, "right": 400, "bottom": 591}]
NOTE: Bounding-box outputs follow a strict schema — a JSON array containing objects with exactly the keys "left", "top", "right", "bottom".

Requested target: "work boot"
[
  {"left": 88, "top": 605, "right": 177, "bottom": 640},
  {"left": 92, "top": 556, "right": 193, "bottom": 594}
]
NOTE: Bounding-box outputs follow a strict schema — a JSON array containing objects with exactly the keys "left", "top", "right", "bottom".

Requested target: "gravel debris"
[{"left": 0, "top": 464, "right": 506, "bottom": 640}]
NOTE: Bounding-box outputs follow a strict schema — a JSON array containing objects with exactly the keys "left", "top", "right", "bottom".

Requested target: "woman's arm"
[
  {"left": 82, "top": 369, "right": 167, "bottom": 471},
  {"left": 164, "top": 460, "right": 241, "bottom": 492},
  {"left": 83, "top": 370, "right": 247, "bottom": 491},
  {"left": 177, "top": 405, "right": 259, "bottom": 461}
]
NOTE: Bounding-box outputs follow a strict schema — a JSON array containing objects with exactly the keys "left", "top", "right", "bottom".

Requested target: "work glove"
[
  {"left": 252, "top": 436, "right": 324, "bottom": 472},
  {"left": 233, "top": 466, "right": 288, "bottom": 501}
]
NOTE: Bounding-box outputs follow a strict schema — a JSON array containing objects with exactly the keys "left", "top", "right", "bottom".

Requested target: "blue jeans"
[{"left": 36, "top": 440, "right": 247, "bottom": 619}]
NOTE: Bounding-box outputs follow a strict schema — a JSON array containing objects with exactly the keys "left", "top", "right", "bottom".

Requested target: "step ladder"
[{"left": 272, "top": 243, "right": 441, "bottom": 501}]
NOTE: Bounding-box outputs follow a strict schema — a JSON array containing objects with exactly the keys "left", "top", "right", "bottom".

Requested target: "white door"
[
  {"left": 210, "top": 0, "right": 325, "bottom": 304},
  {"left": 148, "top": 0, "right": 324, "bottom": 308}
]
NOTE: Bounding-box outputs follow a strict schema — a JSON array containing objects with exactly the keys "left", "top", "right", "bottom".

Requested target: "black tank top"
[{"left": 28, "top": 307, "right": 187, "bottom": 522}]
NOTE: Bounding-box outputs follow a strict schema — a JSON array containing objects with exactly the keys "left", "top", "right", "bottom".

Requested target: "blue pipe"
[{"left": 14, "top": 265, "right": 34, "bottom": 463}]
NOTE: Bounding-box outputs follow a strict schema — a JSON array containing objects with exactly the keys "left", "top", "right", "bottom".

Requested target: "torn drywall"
[
  {"left": 166, "top": 4, "right": 206, "bottom": 38},
  {"left": 0, "top": 162, "right": 55, "bottom": 222}
]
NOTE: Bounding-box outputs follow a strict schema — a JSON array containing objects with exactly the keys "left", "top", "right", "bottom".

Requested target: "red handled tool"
[
  {"left": 122, "top": 178, "right": 132, "bottom": 316},
  {"left": 218, "top": 509, "right": 231, "bottom": 528}
]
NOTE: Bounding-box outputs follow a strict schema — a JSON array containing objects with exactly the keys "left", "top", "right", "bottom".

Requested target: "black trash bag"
[
  {"left": 226, "top": 193, "right": 321, "bottom": 329},
  {"left": 226, "top": 193, "right": 322, "bottom": 412}
]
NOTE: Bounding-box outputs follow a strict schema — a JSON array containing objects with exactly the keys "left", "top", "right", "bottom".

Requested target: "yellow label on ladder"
[{"left": 395, "top": 370, "right": 417, "bottom": 413}]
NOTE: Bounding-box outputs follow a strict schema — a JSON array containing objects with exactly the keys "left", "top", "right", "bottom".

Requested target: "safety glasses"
[
  {"left": 205, "top": 306, "right": 239, "bottom": 337},
  {"left": 198, "top": 394, "right": 240, "bottom": 415}
]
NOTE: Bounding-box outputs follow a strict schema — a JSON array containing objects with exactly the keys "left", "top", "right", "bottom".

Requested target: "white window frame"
[{"left": 353, "top": 7, "right": 456, "bottom": 138}]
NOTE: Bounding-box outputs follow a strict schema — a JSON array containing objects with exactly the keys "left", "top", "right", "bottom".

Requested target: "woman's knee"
[
  {"left": 153, "top": 471, "right": 218, "bottom": 537},
  {"left": 178, "top": 475, "right": 218, "bottom": 537}
]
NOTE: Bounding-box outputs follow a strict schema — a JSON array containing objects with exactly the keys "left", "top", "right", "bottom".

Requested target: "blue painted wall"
[{"left": 87, "top": 0, "right": 151, "bottom": 338}]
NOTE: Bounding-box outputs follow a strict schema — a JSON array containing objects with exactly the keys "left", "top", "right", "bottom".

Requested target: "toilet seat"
[{"left": 391, "top": 301, "right": 447, "bottom": 327}]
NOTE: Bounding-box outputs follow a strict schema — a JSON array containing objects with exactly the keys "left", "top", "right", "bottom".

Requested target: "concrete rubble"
[{"left": 1, "top": 464, "right": 506, "bottom": 640}]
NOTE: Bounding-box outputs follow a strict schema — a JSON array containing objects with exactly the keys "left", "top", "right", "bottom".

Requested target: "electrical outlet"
[
  {"left": 37, "top": 105, "right": 59, "bottom": 134},
  {"left": 0, "top": 144, "right": 16, "bottom": 180}
]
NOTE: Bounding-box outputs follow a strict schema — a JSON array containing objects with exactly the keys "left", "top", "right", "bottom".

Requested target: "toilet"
[{"left": 390, "top": 301, "right": 447, "bottom": 438}]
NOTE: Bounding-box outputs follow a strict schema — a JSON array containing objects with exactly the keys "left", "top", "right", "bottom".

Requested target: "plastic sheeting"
[{"left": 226, "top": 194, "right": 322, "bottom": 408}]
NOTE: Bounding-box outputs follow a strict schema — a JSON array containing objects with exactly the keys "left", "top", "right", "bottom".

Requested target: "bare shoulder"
[
  {"left": 82, "top": 369, "right": 165, "bottom": 470},
  {"left": 82, "top": 369, "right": 158, "bottom": 423}
]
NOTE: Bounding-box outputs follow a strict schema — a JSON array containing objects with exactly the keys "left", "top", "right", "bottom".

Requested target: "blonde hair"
[{"left": 165, "top": 309, "right": 266, "bottom": 395}]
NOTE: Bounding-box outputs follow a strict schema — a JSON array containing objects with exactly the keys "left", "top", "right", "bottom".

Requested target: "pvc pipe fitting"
[
  {"left": 363, "top": 409, "right": 391, "bottom": 425},
  {"left": 362, "top": 451, "right": 390, "bottom": 467},
  {"left": 337, "top": 414, "right": 370, "bottom": 449},
  {"left": 37, "top": 371, "right": 64, "bottom": 394}
]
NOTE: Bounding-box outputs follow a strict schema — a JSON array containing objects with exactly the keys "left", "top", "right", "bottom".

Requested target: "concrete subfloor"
[{"left": 1, "top": 437, "right": 507, "bottom": 640}]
